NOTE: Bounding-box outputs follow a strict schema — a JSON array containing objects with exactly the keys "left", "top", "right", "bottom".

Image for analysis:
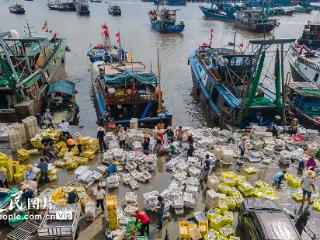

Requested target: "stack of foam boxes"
[{"left": 22, "top": 116, "right": 38, "bottom": 141}]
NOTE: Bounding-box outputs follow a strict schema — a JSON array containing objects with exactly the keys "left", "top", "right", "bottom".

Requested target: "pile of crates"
[{"left": 106, "top": 195, "right": 118, "bottom": 230}]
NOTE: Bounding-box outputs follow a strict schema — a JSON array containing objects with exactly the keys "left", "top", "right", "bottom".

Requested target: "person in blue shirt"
[
  {"left": 156, "top": 196, "right": 165, "bottom": 229},
  {"left": 273, "top": 170, "right": 287, "bottom": 187},
  {"left": 38, "top": 158, "right": 49, "bottom": 184},
  {"left": 22, "top": 189, "right": 34, "bottom": 203},
  {"left": 107, "top": 162, "right": 117, "bottom": 174}
]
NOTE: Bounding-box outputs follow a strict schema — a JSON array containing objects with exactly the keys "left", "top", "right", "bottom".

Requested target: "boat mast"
[{"left": 157, "top": 48, "right": 162, "bottom": 113}]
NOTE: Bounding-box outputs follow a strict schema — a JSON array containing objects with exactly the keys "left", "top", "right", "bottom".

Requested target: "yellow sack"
[
  {"left": 219, "top": 224, "right": 234, "bottom": 238},
  {"left": 255, "top": 180, "right": 270, "bottom": 188},
  {"left": 80, "top": 150, "right": 96, "bottom": 160},
  {"left": 222, "top": 177, "right": 235, "bottom": 187},
  {"left": 58, "top": 148, "right": 68, "bottom": 158},
  {"left": 55, "top": 141, "right": 67, "bottom": 150},
  {"left": 205, "top": 229, "right": 219, "bottom": 240},
  {"left": 234, "top": 175, "right": 246, "bottom": 186},
  {"left": 66, "top": 161, "right": 78, "bottom": 170},
  {"left": 221, "top": 171, "right": 236, "bottom": 179},
  {"left": 221, "top": 211, "right": 234, "bottom": 226},
  {"left": 198, "top": 221, "right": 208, "bottom": 237},
  {"left": 206, "top": 208, "right": 220, "bottom": 220},
  {"left": 31, "top": 139, "right": 44, "bottom": 149},
  {"left": 13, "top": 173, "right": 24, "bottom": 183},
  {"left": 28, "top": 149, "right": 39, "bottom": 155},
  {"left": 48, "top": 174, "right": 57, "bottom": 182},
  {"left": 53, "top": 160, "right": 66, "bottom": 168},
  {"left": 313, "top": 198, "right": 320, "bottom": 211},
  {"left": 74, "top": 157, "right": 88, "bottom": 165},
  {"left": 288, "top": 176, "right": 301, "bottom": 188},
  {"left": 0, "top": 152, "right": 9, "bottom": 161},
  {"left": 244, "top": 167, "right": 257, "bottom": 174},
  {"left": 17, "top": 149, "right": 30, "bottom": 161},
  {"left": 209, "top": 214, "right": 223, "bottom": 230},
  {"left": 217, "top": 184, "right": 231, "bottom": 195},
  {"left": 292, "top": 191, "right": 304, "bottom": 202}
]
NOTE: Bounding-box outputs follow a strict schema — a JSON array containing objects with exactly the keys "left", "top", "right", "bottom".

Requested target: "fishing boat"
[
  {"left": 294, "top": 5, "right": 313, "bottom": 13},
  {"left": 188, "top": 34, "right": 286, "bottom": 129},
  {"left": 166, "top": 0, "right": 186, "bottom": 6},
  {"left": 91, "top": 61, "right": 172, "bottom": 128},
  {"left": 289, "top": 43, "right": 320, "bottom": 87},
  {"left": 108, "top": 5, "right": 121, "bottom": 16},
  {"left": 90, "top": 0, "right": 102, "bottom": 2},
  {"left": 0, "top": 28, "right": 67, "bottom": 122},
  {"left": 47, "top": 0, "right": 76, "bottom": 11},
  {"left": 87, "top": 24, "right": 125, "bottom": 64},
  {"left": 46, "top": 80, "right": 79, "bottom": 125},
  {"left": 148, "top": 8, "right": 185, "bottom": 33},
  {"left": 9, "top": 4, "right": 25, "bottom": 14},
  {"left": 244, "top": 0, "right": 291, "bottom": 8},
  {"left": 76, "top": 0, "right": 90, "bottom": 15},
  {"left": 234, "top": 10, "right": 278, "bottom": 33},
  {"left": 199, "top": 2, "right": 238, "bottom": 21},
  {"left": 287, "top": 81, "right": 320, "bottom": 129},
  {"left": 265, "top": 7, "right": 294, "bottom": 16},
  {"left": 297, "top": 21, "right": 320, "bottom": 49}
]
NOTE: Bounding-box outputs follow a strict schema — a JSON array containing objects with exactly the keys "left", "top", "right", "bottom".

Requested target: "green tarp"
[
  {"left": 103, "top": 71, "right": 158, "bottom": 86},
  {"left": 48, "top": 80, "right": 75, "bottom": 96}
]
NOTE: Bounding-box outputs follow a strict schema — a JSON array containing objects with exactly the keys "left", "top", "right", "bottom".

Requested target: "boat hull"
[
  {"left": 234, "top": 21, "right": 276, "bottom": 33},
  {"left": 289, "top": 59, "right": 320, "bottom": 87},
  {"left": 199, "top": 6, "right": 234, "bottom": 21},
  {"left": 91, "top": 75, "right": 172, "bottom": 128},
  {"left": 9, "top": 9, "right": 25, "bottom": 14},
  {"left": 108, "top": 9, "right": 121, "bottom": 16},
  {"left": 290, "top": 104, "right": 320, "bottom": 130},
  {"left": 189, "top": 49, "right": 276, "bottom": 128},
  {"left": 150, "top": 20, "right": 185, "bottom": 33},
  {"left": 48, "top": 4, "right": 76, "bottom": 11}
]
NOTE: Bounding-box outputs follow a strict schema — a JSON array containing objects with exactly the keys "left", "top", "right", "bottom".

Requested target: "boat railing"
[{"left": 106, "top": 93, "right": 158, "bottom": 105}]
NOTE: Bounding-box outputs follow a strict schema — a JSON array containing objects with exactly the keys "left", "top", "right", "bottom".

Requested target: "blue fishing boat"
[
  {"left": 91, "top": 61, "right": 172, "bottom": 128},
  {"left": 87, "top": 24, "right": 126, "bottom": 63},
  {"left": 199, "top": 2, "right": 239, "bottom": 21},
  {"left": 148, "top": 8, "right": 185, "bottom": 33},
  {"left": 188, "top": 34, "right": 283, "bottom": 128},
  {"left": 165, "top": 0, "right": 186, "bottom": 6},
  {"left": 297, "top": 21, "right": 320, "bottom": 49},
  {"left": 288, "top": 81, "right": 320, "bottom": 130}
]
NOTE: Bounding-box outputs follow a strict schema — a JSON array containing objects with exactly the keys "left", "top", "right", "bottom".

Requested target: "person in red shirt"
[{"left": 135, "top": 209, "right": 150, "bottom": 236}]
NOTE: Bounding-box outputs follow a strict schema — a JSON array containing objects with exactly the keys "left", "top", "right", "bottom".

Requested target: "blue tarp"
[
  {"left": 47, "top": 80, "right": 75, "bottom": 96},
  {"left": 103, "top": 71, "right": 158, "bottom": 86}
]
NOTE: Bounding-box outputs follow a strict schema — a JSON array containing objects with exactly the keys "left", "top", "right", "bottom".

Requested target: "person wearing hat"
[
  {"left": 24, "top": 164, "right": 36, "bottom": 181},
  {"left": 97, "top": 126, "right": 107, "bottom": 152},
  {"left": 66, "top": 136, "right": 76, "bottom": 152},
  {"left": 301, "top": 170, "right": 316, "bottom": 204},
  {"left": 0, "top": 167, "right": 9, "bottom": 189},
  {"left": 290, "top": 117, "right": 299, "bottom": 135},
  {"left": 76, "top": 132, "right": 83, "bottom": 154}
]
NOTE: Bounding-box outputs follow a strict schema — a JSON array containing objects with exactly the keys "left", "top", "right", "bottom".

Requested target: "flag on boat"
[
  {"left": 116, "top": 31, "right": 120, "bottom": 43},
  {"left": 101, "top": 23, "right": 109, "bottom": 38},
  {"left": 42, "top": 20, "right": 48, "bottom": 32},
  {"left": 127, "top": 50, "right": 132, "bottom": 62}
]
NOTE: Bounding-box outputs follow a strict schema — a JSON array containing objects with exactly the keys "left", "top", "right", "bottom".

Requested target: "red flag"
[
  {"left": 116, "top": 31, "right": 120, "bottom": 43},
  {"left": 101, "top": 23, "right": 109, "bottom": 38}
]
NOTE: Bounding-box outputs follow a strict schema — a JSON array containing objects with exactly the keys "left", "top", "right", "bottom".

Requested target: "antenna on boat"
[
  {"left": 157, "top": 48, "right": 162, "bottom": 113},
  {"left": 24, "top": 20, "right": 33, "bottom": 37},
  {"left": 233, "top": 31, "right": 236, "bottom": 53}
]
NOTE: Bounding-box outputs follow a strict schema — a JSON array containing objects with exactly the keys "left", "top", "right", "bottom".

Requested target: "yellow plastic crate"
[
  {"left": 217, "top": 184, "right": 231, "bottom": 194},
  {"left": 292, "top": 191, "right": 303, "bottom": 202},
  {"left": 106, "top": 195, "right": 117, "bottom": 208},
  {"left": 224, "top": 197, "right": 236, "bottom": 210},
  {"left": 179, "top": 221, "right": 190, "bottom": 240},
  {"left": 209, "top": 214, "right": 223, "bottom": 230},
  {"left": 206, "top": 208, "right": 220, "bottom": 220},
  {"left": 221, "top": 177, "right": 235, "bottom": 187},
  {"left": 13, "top": 172, "right": 24, "bottom": 183},
  {"left": 204, "top": 229, "right": 219, "bottom": 240},
  {"left": 313, "top": 198, "right": 320, "bottom": 211},
  {"left": 221, "top": 171, "right": 236, "bottom": 179},
  {"left": 198, "top": 221, "right": 208, "bottom": 236},
  {"left": 234, "top": 175, "right": 246, "bottom": 186},
  {"left": 244, "top": 167, "right": 257, "bottom": 174},
  {"left": 221, "top": 211, "right": 234, "bottom": 226},
  {"left": 219, "top": 224, "right": 234, "bottom": 238},
  {"left": 288, "top": 176, "right": 301, "bottom": 188}
]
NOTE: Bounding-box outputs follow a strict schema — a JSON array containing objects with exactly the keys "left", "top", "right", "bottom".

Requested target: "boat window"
[{"left": 313, "top": 73, "right": 319, "bottom": 83}]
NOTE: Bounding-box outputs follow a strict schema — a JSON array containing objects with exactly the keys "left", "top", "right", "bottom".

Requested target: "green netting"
[
  {"left": 251, "top": 96, "right": 274, "bottom": 106},
  {"left": 103, "top": 71, "right": 158, "bottom": 86},
  {"left": 300, "top": 90, "right": 320, "bottom": 96}
]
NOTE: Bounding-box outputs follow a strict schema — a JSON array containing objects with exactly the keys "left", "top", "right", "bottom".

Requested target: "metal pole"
[
  {"left": 280, "top": 43, "right": 285, "bottom": 124},
  {"left": 157, "top": 48, "right": 162, "bottom": 113}
]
